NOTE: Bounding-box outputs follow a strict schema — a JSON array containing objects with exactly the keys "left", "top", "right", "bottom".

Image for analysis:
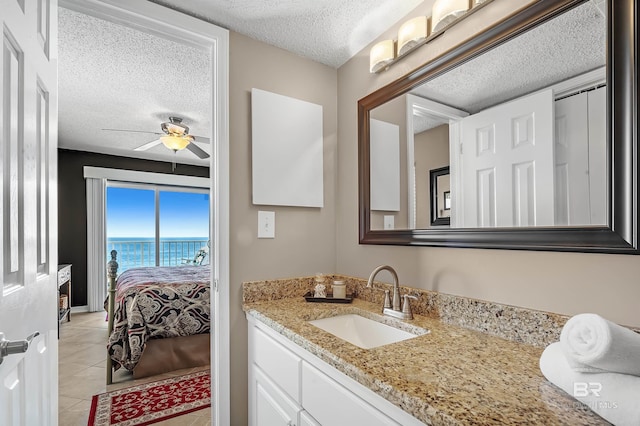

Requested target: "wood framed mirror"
[{"left": 359, "top": 0, "right": 638, "bottom": 253}]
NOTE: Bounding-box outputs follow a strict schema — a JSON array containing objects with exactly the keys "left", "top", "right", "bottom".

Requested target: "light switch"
[
  {"left": 258, "top": 211, "right": 275, "bottom": 238},
  {"left": 384, "top": 215, "right": 395, "bottom": 230}
]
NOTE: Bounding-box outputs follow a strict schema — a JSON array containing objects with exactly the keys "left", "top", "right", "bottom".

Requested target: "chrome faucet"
[{"left": 366, "top": 265, "right": 415, "bottom": 320}]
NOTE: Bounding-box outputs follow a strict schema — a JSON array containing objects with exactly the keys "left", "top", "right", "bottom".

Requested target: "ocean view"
[{"left": 107, "top": 237, "right": 209, "bottom": 272}]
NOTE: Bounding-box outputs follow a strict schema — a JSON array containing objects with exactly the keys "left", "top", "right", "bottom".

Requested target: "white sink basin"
[{"left": 309, "top": 314, "right": 421, "bottom": 349}]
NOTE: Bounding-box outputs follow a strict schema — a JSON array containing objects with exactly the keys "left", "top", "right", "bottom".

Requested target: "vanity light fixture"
[
  {"left": 369, "top": 0, "right": 493, "bottom": 74},
  {"left": 432, "top": 0, "right": 471, "bottom": 33},
  {"left": 369, "top": 39, "right": 396, "bottom": 73},
  {"left": 160, "top": 134, "right": 191, "bottom": 151},
  {"left": 398, "top": 16, "right": 429, "bottom": 56}
]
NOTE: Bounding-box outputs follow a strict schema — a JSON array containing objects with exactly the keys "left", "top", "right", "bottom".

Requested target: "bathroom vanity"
[
  {"left": 244, "top": 276, "right": 609, "bottom": 426},
  {"left": 248, "top": 315, "right": 425, "bottom": 426}
]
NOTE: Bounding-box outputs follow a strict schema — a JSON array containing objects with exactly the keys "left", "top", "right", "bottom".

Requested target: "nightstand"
[{"left": 58, "top": 264, "right": 72, "bottom": 337}]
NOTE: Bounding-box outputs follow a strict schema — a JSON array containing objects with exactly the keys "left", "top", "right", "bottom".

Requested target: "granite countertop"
[{"left": 243, "top": 295, "right": 609, "bottom": 426}]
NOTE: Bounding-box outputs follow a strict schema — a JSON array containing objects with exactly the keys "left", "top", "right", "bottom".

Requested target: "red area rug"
[{"left": 88, "top": 370, "right": 210, "bottom": 426}]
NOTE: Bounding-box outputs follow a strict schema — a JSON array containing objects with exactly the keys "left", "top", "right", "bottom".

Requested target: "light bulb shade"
[
  {"left": 432, "top": 0, "right": 470, "bottom": 33},
  {"left": 369, "top": 39, "right": 395, "bottom": 73},
  {"left": 160, "top": 134, "right": 190, "bottom": 151},
  {"left": 398, "top": 16, "right": 428, "bottom": 56}
]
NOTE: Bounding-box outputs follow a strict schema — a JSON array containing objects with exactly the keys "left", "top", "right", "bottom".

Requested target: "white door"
[
  {"left": 587, "top": 86, "right": 607, "bottom": 225},
  {"left": 554, "top": 86, "right": 607, "bottom": 226},
  {"left": 555, "top": 91, "right": 590, "bottom": 225},
  {"left": 0, "top": 0, "right": 58, "bottom": 425},
  {"left": 459, "top": 89, "right": 554, "bottom": 227}
]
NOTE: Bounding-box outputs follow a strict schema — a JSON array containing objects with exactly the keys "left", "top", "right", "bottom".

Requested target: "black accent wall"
[{"left": 58, "top": 149, "right": 209, "bottom": 307}]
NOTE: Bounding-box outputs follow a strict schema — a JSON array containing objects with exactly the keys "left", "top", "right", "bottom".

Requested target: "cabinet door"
[
  {"left": 253, "top": 325, "right": 301, "bottom": 402},
  {"left": 299, "top": 410, "right": 321, "bottom": 426},
  {"left": 253, "top": 367, "right": 300, "bottom": 426},
  {"left": 302, "top": 362, "right": 401, "bottom": 426}
]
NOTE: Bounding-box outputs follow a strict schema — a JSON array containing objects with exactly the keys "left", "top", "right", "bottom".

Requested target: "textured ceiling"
[
  {"left": 413, "top": 114, "right": 449, "bottom": 134},
  {"left": 58, "top": 7, "right": 212, "bottom": 166},
  {"left": 411, "top": 0, "right": 606, "bottom": 122},
  {"left": 148, "top": 0, "right": 424, "bottom": 68},
  {"left": 58, "top": 0, "right": 425, "bottom": 166},
  {"left": 59, "top": 0, "right": 606, "bottom": 165}
]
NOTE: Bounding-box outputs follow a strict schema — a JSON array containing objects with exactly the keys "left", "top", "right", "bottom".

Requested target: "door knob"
[{"left": 0, "top": 331, "right": 39, "bottom": 365}]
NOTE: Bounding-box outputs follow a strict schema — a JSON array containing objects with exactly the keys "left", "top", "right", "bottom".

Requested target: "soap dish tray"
[{"left": 304, "top": 291, "right": 353, "bottom": 304}]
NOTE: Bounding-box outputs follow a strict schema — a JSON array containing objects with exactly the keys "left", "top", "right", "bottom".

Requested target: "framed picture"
[{"left": 429, "top": 166, "right": 451, "bottom": 226}]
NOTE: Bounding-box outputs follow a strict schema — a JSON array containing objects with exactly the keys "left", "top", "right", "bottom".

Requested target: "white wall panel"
[{"left": 251, "top": 88, "right": 324, "bottom": 208}]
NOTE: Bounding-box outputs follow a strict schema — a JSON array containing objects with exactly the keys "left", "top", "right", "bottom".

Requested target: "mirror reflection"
[
  {"left": 430, "top": 166, "right": 450, "bottom": 226},
  {"left": 369, "top": 0, "right": 607, "bottom": 230}
]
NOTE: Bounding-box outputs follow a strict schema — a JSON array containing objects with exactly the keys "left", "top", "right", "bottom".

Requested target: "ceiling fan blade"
[
  {"left": 102, "top": 128, "right": 163, "bottom": 135},
  {"left": 134, "top": 139, "right": 162, "bottom": 151},
  {"left": 191, "top": 135, "right": 211, "bottom": 144},
  {"left": 185, "top": 141, "right": 210, "bottom": 159}
]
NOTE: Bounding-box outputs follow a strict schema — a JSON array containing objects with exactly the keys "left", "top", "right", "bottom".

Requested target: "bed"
[{"left": 106, "top": 250, "right": 211, "bottom": 384}]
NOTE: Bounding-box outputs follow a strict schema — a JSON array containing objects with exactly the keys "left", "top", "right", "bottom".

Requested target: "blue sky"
[{"left": 107, "top": 187, "right": 209, "bottom": 238}]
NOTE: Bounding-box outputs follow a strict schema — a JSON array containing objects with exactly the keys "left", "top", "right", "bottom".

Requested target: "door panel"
[
  {"left": 0, "top": 0, "right": 58, "bottom": 424},
  {"left": 37, "top": 0, "right": 51, "bottom": 57},
  {"left": 3, "top": 28, "right": 23, "bottom": 280},
  {"left": 460, "top": 89, "right": 554, "bottom": 227},
  {"left": 37, "top": 82, "right": 50, "bottom": 274},
  {"left": 476, "top": 167, "right": 496, "bottom": 227},
  {"left": 513, "top": 161, "right": 535, "bottom": 227}
]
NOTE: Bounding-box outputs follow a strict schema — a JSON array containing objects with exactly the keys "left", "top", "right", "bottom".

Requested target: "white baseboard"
[{"left": 71, "top": 305, "right": 90, "bottom": 313}]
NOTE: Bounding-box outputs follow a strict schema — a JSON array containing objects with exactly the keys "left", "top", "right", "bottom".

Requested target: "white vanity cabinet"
[
  {"left": 301, "top": 362, "right": 402, "bottom": 426},
  {"left": 247, "top": 315, "right": 426, "bottom": 426},
  {"left": 250, "top": 322, "right": 303, "bottom": 426},
  {"left": 253, "top": 367, "right": 300, "bottom": 426},
  {"left": 299, "top": 411, "right": 321, "bottom": 426}
]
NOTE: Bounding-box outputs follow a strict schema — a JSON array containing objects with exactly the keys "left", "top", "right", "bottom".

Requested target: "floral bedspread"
[{"left": 107, "top": 265, "right": 211, "bottom": 371}]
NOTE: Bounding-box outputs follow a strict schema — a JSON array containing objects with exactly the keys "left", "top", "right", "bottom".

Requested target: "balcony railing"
[{"left": 107, "top": 239, "right": 209, "bottom": 272}]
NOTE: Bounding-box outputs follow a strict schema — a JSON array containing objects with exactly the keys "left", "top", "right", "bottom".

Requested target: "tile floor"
[{"left": 58, "top": 312, "right": 211, "bottom": 425}]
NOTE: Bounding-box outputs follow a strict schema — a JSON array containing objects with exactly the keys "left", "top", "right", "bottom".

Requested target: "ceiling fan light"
[
  {"left": 160, "top": 134, "right": 190, "bottom": 151},
  {"left": 161, "top": 117, "right": 189, "bottom": 136}
]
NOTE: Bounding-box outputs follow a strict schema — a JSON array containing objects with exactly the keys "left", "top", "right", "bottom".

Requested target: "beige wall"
[
  {"left": 229, "top": 0, "right": 640, "bottom": 421},
  {"left": 229, "top": 32, "right": 337, "bottom": 423},
  {"left": 415, "top": 124, "right": 449, "bottom": 229},
  {"left": 369, "top": 96, "right": 408, "bottom": 229},
  {"left": 336, "top": 0, "right": 640, "bottom": 334}
]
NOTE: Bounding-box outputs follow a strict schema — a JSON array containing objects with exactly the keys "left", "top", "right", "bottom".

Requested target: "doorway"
[{"left": 58, "top": 1, "right": 229, "bottom": 423}]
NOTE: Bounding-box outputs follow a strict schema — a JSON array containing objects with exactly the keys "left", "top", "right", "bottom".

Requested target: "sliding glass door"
[
  {"left": 106, "top": 183, "right": 209, "bottom": 272},
  {"left": 106, "top": 186, "right": 155, "bottom": 271},
  {"left": 159, "top": 190, "right": 210, "bottom": 266}
]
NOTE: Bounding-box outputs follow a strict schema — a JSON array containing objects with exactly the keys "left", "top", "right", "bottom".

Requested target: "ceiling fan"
[{"left": 102, "top": 116, "right": 210, "bottom": 159}]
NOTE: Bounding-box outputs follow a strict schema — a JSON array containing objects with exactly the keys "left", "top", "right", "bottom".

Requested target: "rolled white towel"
[
  {"left": 560, "top": 313, "right": 640, "bottom": 375},
  {"left": 540, "top": 342, "right": 640, "bottom": 426}
]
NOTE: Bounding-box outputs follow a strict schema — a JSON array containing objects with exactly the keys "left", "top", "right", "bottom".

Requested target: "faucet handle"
[
  {"left": 383, "top": 290, "right": 392, "bottom": 309},
  {"left": 401, "top": 294, "right": 418, "bottom": 319}
]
